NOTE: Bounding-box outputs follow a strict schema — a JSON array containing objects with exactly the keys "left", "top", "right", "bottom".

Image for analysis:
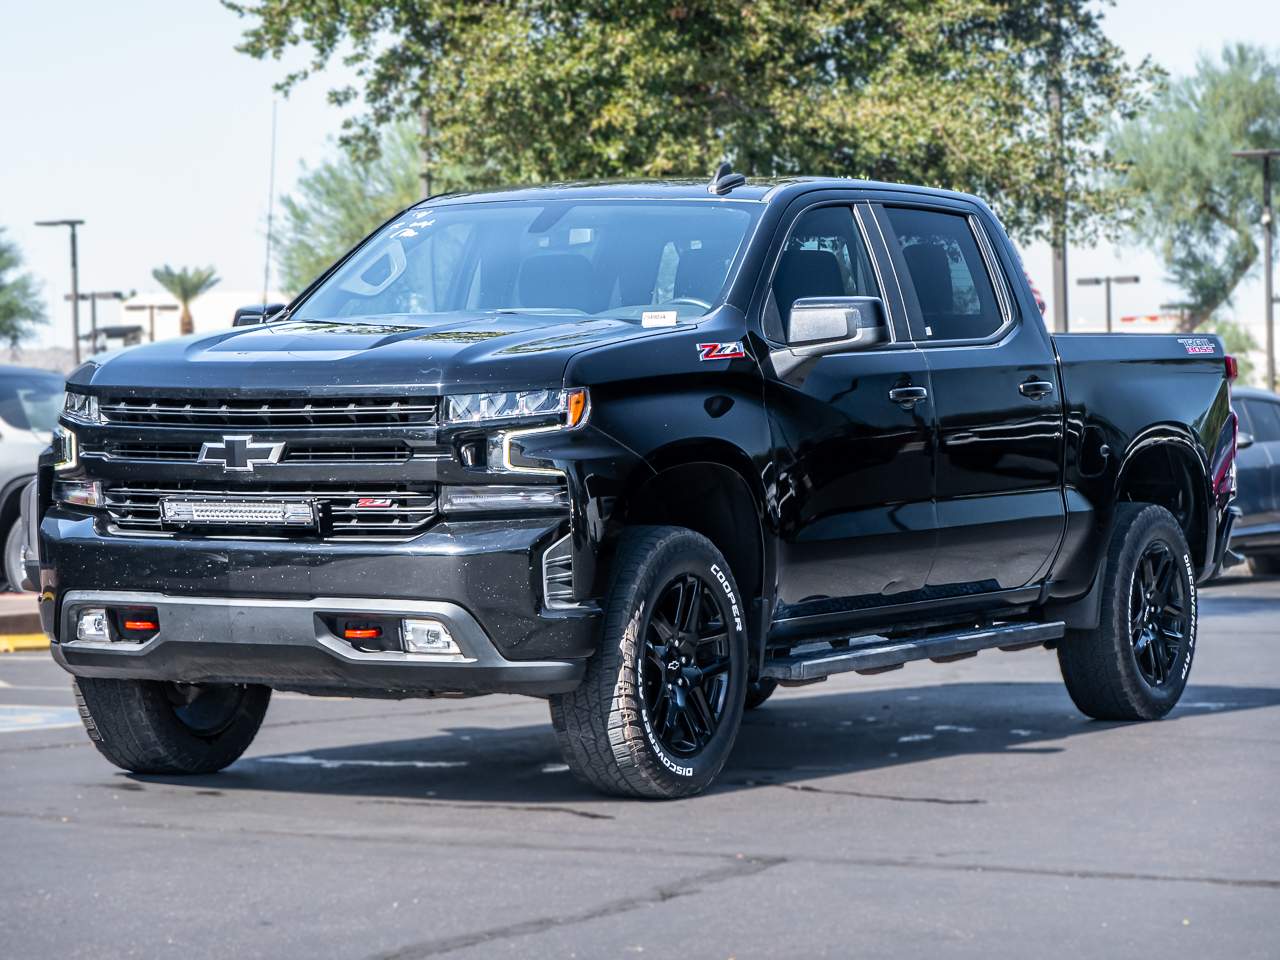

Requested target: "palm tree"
[{"left": 151, "top": 265, "right": 220, "bottom": 336}]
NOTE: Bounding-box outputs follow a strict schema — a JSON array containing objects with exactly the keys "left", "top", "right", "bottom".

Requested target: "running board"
[{"left": 760, "top": 621, "right": 1065, "bottom": 683}]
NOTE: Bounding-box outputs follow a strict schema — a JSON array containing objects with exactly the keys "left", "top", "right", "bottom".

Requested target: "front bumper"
[
  {"left": 53, "top": 590, "right": 583, "bottom": 696},
  {"left": 39, "top": 508, "right": 598, "bottom": 697}
]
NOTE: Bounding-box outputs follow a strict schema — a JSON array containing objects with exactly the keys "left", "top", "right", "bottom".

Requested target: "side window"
[
  {"left": 884, "top": 206, "right": 1006, "bottom": 342},
  {"left": 765, "top": 206, "right": 880, "bottom": 341},
  {"left": 1244, "top": 400, "right": 1280, "bottom": 443}
]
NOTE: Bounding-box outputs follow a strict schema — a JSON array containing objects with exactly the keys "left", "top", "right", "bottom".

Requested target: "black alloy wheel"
[
  {"left": 1128, "top": 541, "right": 1191, "bottom": 687},
  {"left": 639, "top": 573, "right": 733, "bottom": 757}
]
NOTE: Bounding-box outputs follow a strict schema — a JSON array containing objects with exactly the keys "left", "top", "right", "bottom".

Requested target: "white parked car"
[{"left": 1, "top": 365, "right": 62, "bottom": 590}]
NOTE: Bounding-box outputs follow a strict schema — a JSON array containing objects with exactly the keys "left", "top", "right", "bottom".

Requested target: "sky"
[{"left": 2, "top": 0, "right": 1277, "bottom": 353}]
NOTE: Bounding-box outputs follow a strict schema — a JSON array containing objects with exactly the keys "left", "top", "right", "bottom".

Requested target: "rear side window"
[
  {"left": 765, "top": 205, "right": 880, "bottom": 341},
  {"left": 884, "top": 207, "right": 1005, "bottom": 342},
  {"left": 1244, "top": 399, "right": 1280, "bottom": 443}
]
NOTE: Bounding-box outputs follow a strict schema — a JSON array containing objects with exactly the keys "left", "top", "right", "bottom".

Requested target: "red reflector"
[
  {"left": 1225, "top": 355, "right": 1239, "bottom": 381},
  {"left": 344, "top": 627, "right": 382, "bottom": 640},
  {"left": 123, "top": 619, "right": 158, "bottom": 631}
]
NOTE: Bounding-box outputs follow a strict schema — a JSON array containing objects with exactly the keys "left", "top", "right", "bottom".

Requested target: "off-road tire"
[
  {"left": 549, "top": 526, "right": 748, "bottom": 799},
  {"left": 1246, "top": 553, "right": 1280, "bottom": 577},
  {"left": 744, "top": 677, "right": 778, "bottom": 710},
  {"left": 1058, "top": 503, "right": 1197, "bottom": 721},
  {"left": 75, "top": 677, "right": 271, "bottom": 774},
  {"left": 3, "top": 517, "right": 25, "bottom": 592}
]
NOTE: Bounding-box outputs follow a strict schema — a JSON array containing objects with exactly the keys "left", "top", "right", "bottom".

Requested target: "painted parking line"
[{"left": 0, "top": 705, "right": 82, "bottom": 734}]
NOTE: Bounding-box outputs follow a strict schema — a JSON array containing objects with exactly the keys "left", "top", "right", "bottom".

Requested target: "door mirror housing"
[
  {"left": 233, "top": 303, "right": 286, "bottom": 327},
  {"left": 772, "top": 296, "right": 889, "bottom": 377},
  {"left": 1237, "top": 430, "right": 1255, "bottom": 450}
]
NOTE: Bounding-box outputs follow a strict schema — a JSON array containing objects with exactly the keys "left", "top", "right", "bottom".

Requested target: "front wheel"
[
  {"left": 1058, "top": 503, "right": 1197, "bottom": 721},
  {"left": 550, "top": 526, "right": 748, "bottom": 798},
  {"left": 75, "top": 677, "right": 271, "bottom": 774}
]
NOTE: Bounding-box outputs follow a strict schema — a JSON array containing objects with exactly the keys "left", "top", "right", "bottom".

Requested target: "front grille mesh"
[
  {"left": 99, "top": 396, "right": 438, "bottom": 427},
  {"left": 103, "top": 483, "right": 437, "bottom": 541}
]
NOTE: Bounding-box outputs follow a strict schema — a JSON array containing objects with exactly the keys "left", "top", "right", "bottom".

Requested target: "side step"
[{"left": 760, "top": 621, "right": 1065, "bottom": 683}]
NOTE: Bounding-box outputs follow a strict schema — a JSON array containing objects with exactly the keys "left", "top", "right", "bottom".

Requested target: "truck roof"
[{"left": 416, "top": 177, "right": 987, "bottom": 208}]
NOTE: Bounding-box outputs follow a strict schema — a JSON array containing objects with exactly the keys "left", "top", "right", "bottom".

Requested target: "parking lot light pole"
[
  {"left": 34, "top": 219, "right": 85, "bottom": 364},
  {"left": 1076, "top": 275, "right": 1140, "bottom": 332},
  {"left": 1232, "top": 149, "right": 1278, "bottom": 392}
]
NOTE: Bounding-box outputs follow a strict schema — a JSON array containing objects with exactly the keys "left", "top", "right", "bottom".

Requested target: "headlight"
[
  {"left": 445, "top": 389, "right": 588, "bottom": 427},
  {"left": 63, "top": 391, "right": 100, "bottom": 424},
  {"left": 53, "top": 425, "right": 79, "bottom": 472}
]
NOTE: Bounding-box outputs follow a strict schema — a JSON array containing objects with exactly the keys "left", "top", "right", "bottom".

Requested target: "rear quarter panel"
[{"left": 1050, "top": 333, "right": 1232, "bottom": 593}]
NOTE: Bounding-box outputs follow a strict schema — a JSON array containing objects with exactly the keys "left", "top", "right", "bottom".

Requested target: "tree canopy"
[
  {"left": 226, "top": 0, "right": 1152, "bottom": 245},
  {"left": 0, "top": 227, "right": 47, "bottom": 348},
  {"left": 151, "top": 265, "right": 220, "bottom": 336},
  {"left": 1112, "top": 44, "right": 1280, "bottom": 332}
]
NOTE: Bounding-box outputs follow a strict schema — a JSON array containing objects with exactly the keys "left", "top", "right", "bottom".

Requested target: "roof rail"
[{"left": 708, "top": 161, "right": 747, "bottom": 196}]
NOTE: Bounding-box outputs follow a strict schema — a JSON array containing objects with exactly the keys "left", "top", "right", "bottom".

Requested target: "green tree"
[
  {"left": 1202, "top": 317, "right": 1260, "bottom": 386},
  {"left": 1112, "top": 45, "right": 1280, "bottom": 331},
  {"left": 0, "top": 227, "right": 47, "bottom": 348},
  {"left": 151, "top": 265, "right": 220, "bottom": 336},
  {"left": 225, "top": 0, "right": 1152, "bottom": 244},
  {"left": 275, "top": 120, "right": 470, "bottom": 293}
]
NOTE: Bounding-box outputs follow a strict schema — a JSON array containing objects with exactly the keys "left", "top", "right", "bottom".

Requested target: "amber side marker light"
[
  {"left": 123, "top": 618, "right": 159, "bottom": 632},
  {"left": 344, "top": 626, "right": 382, "bottom": 640},
  {"left": 566, "top": 388, "right": 588, "bottom": 427}
]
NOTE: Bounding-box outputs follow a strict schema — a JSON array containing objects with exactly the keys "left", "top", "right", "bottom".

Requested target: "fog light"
[
  {"left": 402, "top": 618, "right": 461, "bottom": 657},
  {"left": 54, "top": 480, "right": 103, "bottom": 507},
  {"left": 76, "top": 608, "right": 110, "bottom": 642}
]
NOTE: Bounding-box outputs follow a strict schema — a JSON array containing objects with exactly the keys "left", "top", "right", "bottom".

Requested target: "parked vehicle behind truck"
[
  {"left": 1, "top": 364, "right": 62, "bottom": 591},
  {"left": 28, "top": 169, "right": 1238, "bottom": 797}
]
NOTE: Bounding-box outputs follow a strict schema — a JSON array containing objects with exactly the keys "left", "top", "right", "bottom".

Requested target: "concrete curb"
[{"left": 0, "top": 633, "right": 48, "bottom": 653}]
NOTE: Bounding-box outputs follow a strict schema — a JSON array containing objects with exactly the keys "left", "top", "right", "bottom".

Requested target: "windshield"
[
  {"left": 0, "top": 370, "right": 63, "bottom": 433},
  {"left": 296, "top": 199, "right": 760, "bottom": 323}
]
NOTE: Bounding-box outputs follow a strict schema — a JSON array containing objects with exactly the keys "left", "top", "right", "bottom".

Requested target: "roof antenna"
[{"left": 708, "top": 161, "right": 747, "bottom": 196}]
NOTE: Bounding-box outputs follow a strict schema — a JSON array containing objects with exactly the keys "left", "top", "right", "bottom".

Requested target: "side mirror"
[
  {"left": 233, "top": 302, "right": 286, "bottom": 327},
  {"left": 1238, "top": 431, "right": 1255, "bottom": 450},
  {"left": 787, "top": 297, "right": 888, "bottom": 348}
]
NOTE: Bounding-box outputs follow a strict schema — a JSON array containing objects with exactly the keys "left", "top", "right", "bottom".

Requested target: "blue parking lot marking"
[{"left": 0, "top": 705, "right": 82, "bottom": 734}]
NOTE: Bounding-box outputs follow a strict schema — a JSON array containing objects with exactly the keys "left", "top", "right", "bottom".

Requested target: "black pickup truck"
[{"left": 29, "top": 169, "right": 1238, "bottom": 798}]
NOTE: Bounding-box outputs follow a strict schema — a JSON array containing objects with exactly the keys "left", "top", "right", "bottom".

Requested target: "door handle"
[
  {"left": 1019, "top": 380, "right": 1055, "bottom": 400},
  {"left": 888, "top": 386, "right": 929, "bottom": 408}
]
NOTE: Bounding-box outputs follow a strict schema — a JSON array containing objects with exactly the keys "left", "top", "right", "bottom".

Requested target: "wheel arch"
[{"left": 1114, "top": 428, "right": 1211, "bottom": 570}]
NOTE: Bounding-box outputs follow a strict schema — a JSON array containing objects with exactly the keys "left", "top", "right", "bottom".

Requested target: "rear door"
[
  {"left": 873, "top": 202, "right": 1065, "bottom": 593},
  {"left": 760, "top": 199, "right": 937, "bottom": 627}
]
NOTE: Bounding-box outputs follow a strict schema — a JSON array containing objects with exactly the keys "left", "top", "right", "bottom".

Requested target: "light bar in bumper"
[{"left": 53, "top": 591, "right": 585, "bottom": 696}]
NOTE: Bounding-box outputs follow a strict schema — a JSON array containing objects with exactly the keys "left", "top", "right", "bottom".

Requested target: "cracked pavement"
[{"left": 1, "top": 573, "right": 1277, "bottom": 958}]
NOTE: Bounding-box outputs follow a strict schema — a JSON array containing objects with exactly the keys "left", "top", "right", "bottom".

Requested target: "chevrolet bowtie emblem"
[{"left": 197, "top": 435, "right": 284, "bottom": 473}]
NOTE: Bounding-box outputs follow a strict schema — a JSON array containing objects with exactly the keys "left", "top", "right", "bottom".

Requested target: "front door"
[
  {"left": 762, "top": 201, "right": 937, "bottom": 629},
  {"left": 874, "top": 202, "right": 1065, "bottom": 593}
]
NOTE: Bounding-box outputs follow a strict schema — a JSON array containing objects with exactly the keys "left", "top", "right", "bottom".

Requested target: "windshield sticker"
[
  {"left": 1178, "top": 337, "right": 1216, "bottom": 355},
  {"left": 642, "top": 310, "right": 679, "bottom": 327},
  {"left": 697, "top": 341, "right": 746, "bottom": 361}
]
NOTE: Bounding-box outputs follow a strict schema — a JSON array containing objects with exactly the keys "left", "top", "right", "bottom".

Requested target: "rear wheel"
[
  {"left": 75, "top": 677, "right": 271, "bottom": 774},
  {"left": 1246, "top": 553, "right": 1280, "bottom": 577},
  {"left": 550, "top": 526, "right": 748, "bottom": 798},
  {"left": 1058, "top": 503, "right": 1197, "bottom": 721}
]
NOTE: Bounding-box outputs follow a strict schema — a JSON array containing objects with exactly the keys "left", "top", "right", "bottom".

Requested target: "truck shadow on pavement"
[{"left": 125, "top": 680, "right": 1280, "bottom": 807}]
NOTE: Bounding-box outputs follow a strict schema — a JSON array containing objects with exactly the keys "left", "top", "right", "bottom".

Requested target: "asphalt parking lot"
[{"left": 1, "top": 575, "right": 1276, "bottom": 959}]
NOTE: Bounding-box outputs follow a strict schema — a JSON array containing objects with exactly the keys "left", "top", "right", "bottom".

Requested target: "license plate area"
[{"left": 160, "top": 498, "right": 317, "bottom": 528}]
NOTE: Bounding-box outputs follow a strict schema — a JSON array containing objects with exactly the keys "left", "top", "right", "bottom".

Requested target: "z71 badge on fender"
[{"left": 696, "top": 341, "right": 746, "bottom": 361}]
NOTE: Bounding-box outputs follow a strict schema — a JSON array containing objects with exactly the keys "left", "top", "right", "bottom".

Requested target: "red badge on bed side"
[{"left": 696, "top": 341, "right": 746, "bottom": 361}]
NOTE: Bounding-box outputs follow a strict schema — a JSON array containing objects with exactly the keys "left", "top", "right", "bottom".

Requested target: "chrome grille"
[
  {"left": 93, "top": 441, "right": 413, "bottom": 464},
  {"left": 99, "top": 396, "right": 438, "bottom": 427},
  {"left": 103, "top": 483, "right": 437, "bottom": 541}
]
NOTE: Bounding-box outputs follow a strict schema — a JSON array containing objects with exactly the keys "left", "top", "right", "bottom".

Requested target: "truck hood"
[{"left": 71, "top": 313, "right": 663, "bottom": 395}]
